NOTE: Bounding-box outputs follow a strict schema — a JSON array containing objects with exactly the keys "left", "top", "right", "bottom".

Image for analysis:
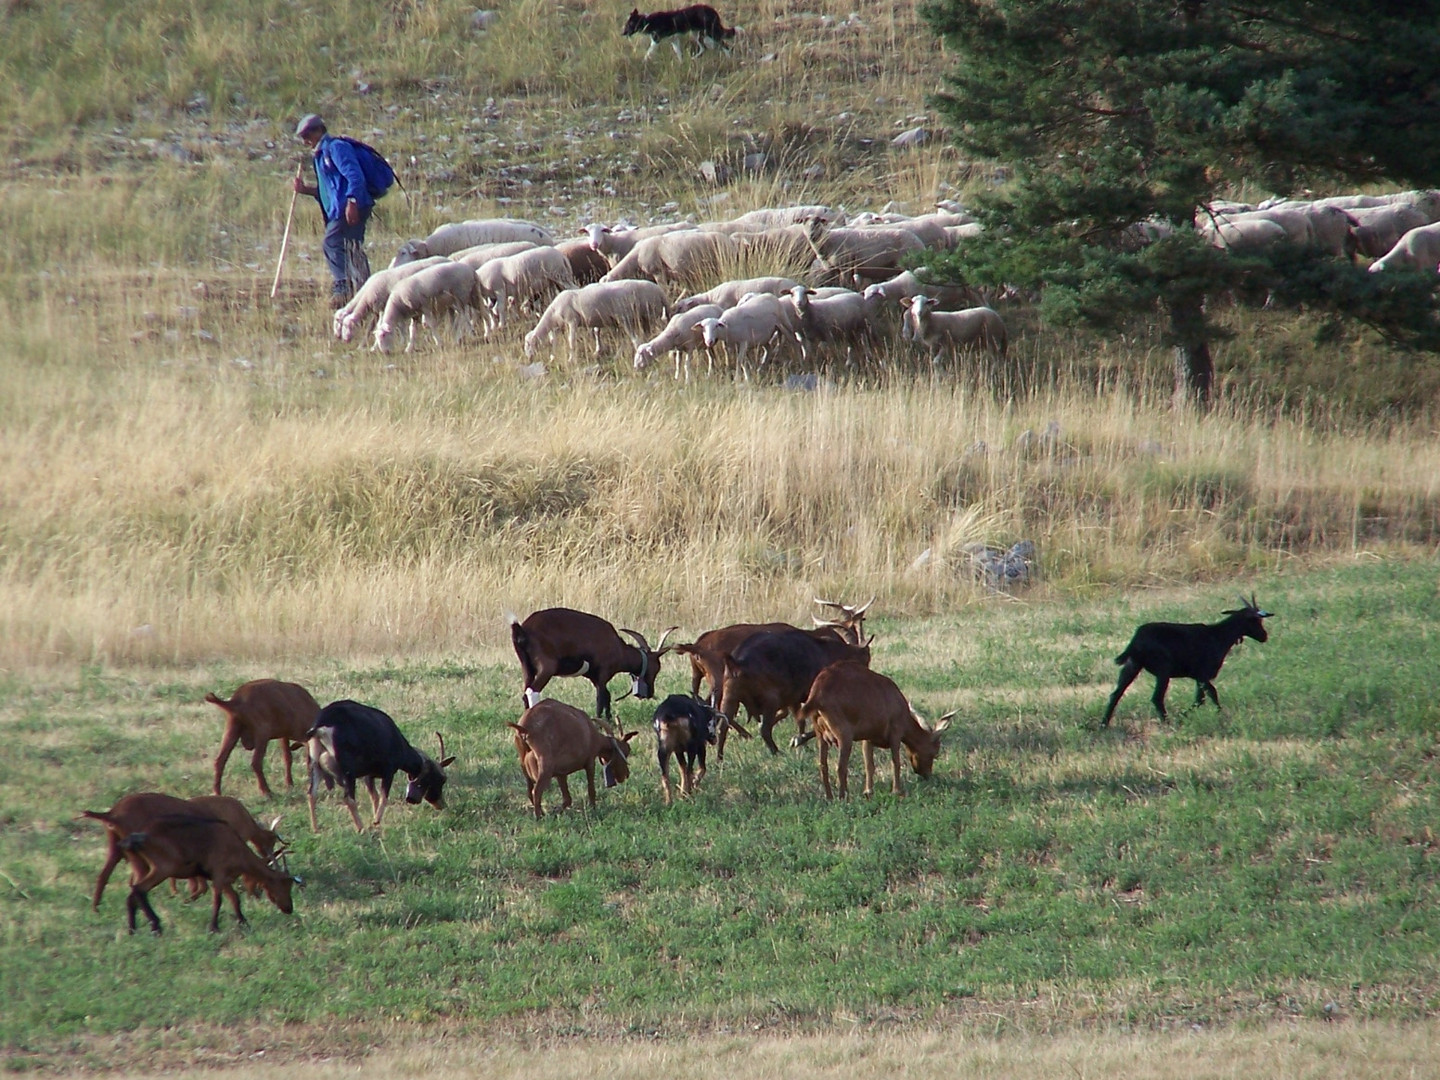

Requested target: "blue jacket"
[{"left": 310, "top": 134, "right": 374, "bottom": 223}]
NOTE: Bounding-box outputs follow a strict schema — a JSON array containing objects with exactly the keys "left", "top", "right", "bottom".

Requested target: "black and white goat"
[
  {"left": 1102, "top": 595, "right": 1273, "bottom": 726},
  {"left": 306, "top": 700, "right": 455, "bottom": 832},
  {"left": 651, "top": 693, "right": 721, "bottom": 805}
]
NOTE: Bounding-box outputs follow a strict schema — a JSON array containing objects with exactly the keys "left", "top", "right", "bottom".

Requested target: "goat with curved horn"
[{"left": 511, "top": 608, "right": 680, "bottom": 718}]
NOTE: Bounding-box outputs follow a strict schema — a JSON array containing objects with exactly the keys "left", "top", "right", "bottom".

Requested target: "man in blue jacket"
[{"left": 292, "top": 114, "right": 373, "bottom": 307}]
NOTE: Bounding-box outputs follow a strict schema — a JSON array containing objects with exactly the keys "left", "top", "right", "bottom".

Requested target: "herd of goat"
[
  {"left": 324, "top": 186, "right": 1440, "bottom": 373},
  {"left": 84, "top": 594, "right": 1273, "bottom": 934}
]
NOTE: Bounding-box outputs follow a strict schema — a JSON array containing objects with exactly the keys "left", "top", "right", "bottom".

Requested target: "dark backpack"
[{"left": 336, "top": 136, "right": 398, "bottom": 200}]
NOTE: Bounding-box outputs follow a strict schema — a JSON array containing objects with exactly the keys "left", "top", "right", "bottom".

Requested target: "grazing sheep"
[
  {"left": 695, "top": 291, "right": 801, "bottom": 370},
  {"left": 333, "top": 257, "right": 450, "bottom": 343},
  {"left": 372, "top": 261, "right": 483, "bottom": 353},
  {"left": 601, "top": 229, "right": 740, "bottom": 289},
  {"left": 554, "top": 238, "right": 612, "bottom": 285},
  {"left": 789, "top": 284, "right": 878, "bottom": 358},
  {"left": 1347, "top": 203, "right": 1430, "bottom": 259},
  {"left": 813, "top": 226, "right": 926, "bottom": 285},
  {"left": 905, "top": 295, "right": 1007, "bottom": 362},
  {"left": 673, "top": 276, "right": 801, "bottom": 314},
  {"left": 448, "top": 240, "right": 539, "bottom": 270},
  {"left": 523, "top": 280, "right": 670, "bottom": 358},
  {"left": 1367, "top": 221, "right": 1440, "bottom": 274},
  {"left": 725, "top": 205, "right": 841, "bottom": 230},
  {"left": 1201, "top": 216, "right": 1290, "bottom": 254},
  {"left": 584, "top": 221, "right": 697, "bottom": 264},
  {"left": 390, "top": 219, "right": 556, "bottom": 266},
  {"left": 634, "top": 303, "right": 724, "bottom": 377},
  {"left": 475, "top": 246, "right": 577, "bottom": 330},
  {"left": 862, "top": 269, "right": 975, "bottom": 312}
]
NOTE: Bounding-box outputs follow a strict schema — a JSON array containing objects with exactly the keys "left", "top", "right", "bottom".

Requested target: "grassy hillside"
[
  {"left": 1, "top": 0, "right": 1439, "bottom": 1071},
  {"left": 2, "top": 561, "right": 1438, "bottom": 1069}
]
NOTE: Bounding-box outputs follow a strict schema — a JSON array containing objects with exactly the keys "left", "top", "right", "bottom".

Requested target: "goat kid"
[
  {"left": 85, "top": 810, "right": 300, "bottom": 934},
  {"left": 307, "top": 701, "right": 455, "bottom": 832},
  {"left": 510, "top": 607, "right": 678, "bottom": 718},
  {"left": 651, "top": 693, "right": 721, "bottom": 805},
  {"left": 623, "top": 5, "right": 736, "bottom": 60},
  {"left": 1102, "top": 595, "right": 1273, "bottom": 726},
  {"left": 508, "top": 699, "right": 638, "bottom": 819},
  {"left": 206, "top": 678, "right": 321, "bottom": 797},
  {"left": 796, "top": 661, "right": 953, "bottom": 799}
]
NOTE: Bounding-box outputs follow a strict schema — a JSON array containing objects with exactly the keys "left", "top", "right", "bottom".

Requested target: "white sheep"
[
  {"left": 861, "top": 270, "right": 974, "bottom": 311},
  {"left": 333, "top": 257, "right": 451, "bottom": 343},
  {"left": 1367, "top": 221, "right": 1440, "bottom": 274},
  {"left": 600, "top": 230, "right": 740, "bottom": 289},
  {"left": 724, "top": 205, "right": 843, "bottom": 230},
  {"left": 789, "top": 284, "right": 878, "bottom": 358},
  {"left": 633, "top": 304, "right": 725, "bottom": 378},
  {"left": 905, "top": 295, "right": 1007, "bottom": 363},
  {"left": 390, "top": 219, "right": 556, "bottom": 266},
  {"left": 584, "top": 222, "right": 697, "bottom": 264},
  {"left": 1201, "top": 216, "right": 1289, "bottom": 254},
  {"left": 1350, "top": 203, "right": 1433, "bottom": 259},
  {"left": 673, "top": 276, "right": 801, "bottom": 314},
  {"left": 475, "top": 247, "right": 578, "bottom": 330},
  {"left": 694, "top": 291, "right": 799, "bottom": 371},
  {"left": 523, "top": 280, "right": 670, "bottom": 359},
  {"left": 448, "top": 241, "right": 539, "bottom": 270},
  {"left": 372, "top": 261, "right": 483, "bottom": 354},
  {"left": 813, "top": 227, "right": 926, "bottom": 285}
]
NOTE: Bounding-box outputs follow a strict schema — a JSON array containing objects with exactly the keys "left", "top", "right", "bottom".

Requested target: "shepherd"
[{"left": 290, "top": 114, "right": 395, "bottom": 308}]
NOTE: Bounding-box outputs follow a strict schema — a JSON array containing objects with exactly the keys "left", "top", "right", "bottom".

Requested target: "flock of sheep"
[
  {"left": 327, "top": 184, "right": 1440, "bottom": 375},
  {"left": 330, "top": 203, "right": 1005, "bottom": 372}
]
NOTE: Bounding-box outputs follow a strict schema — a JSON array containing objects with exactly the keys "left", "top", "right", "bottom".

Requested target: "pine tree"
[{"left": 921, "top": 0, "right": 1440, "bottom": 407}]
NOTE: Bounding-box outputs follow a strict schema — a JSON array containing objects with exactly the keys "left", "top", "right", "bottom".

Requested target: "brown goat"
[
  {"left": 206, "top": 679, "right": 321, "bottom": 796},
  {"left": 84, "top": 809, "right": 299, "bottom": 933},
  {"left": 673, "top": 597, "right": 872, "bottom": 708},
  {"left": 716, "top": 628, "right": 872, "bottom": 758},
  {"left": 508, "top": 699, "right": 638, "bottom": 819},
  {"left": 85, "top": 792, "right": 286, "bottom": 910},
  {"left": 510, "top": 608, "right": 678, "bottom": 718},
  {"left": 796, "top": 661, "right": 953, "bottom": 799}
]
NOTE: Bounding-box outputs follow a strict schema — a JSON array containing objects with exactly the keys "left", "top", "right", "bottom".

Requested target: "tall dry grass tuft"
[{"left": 1, "top": 302, "right": 1437, "bottom": 670}]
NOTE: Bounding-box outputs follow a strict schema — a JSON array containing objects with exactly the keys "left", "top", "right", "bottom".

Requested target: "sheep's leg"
[
  {"left": 671, "top": 36, "right": 684, "bottom": 60},
  {"left": 644, "top": 37, "right": 659, "bottom": 59},
  {"left": 1103, "top": 659, "right": 1142, "bottom": 727},
  {"left": 249, "top": 741, "right": 274, "bottom": 798},
  {"left": 1150, "top": 676, "right": 1171, "bottom": 721},
  {"left": 213, "top": 720, "right": 242, "bottom": 796}
]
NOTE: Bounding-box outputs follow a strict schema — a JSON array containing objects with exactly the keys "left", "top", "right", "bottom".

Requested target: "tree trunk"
[{"left": 1168, "top": 294, "right": 1213, "bottom": 410}]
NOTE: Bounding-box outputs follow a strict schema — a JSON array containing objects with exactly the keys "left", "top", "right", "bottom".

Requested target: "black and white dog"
[{"left": 623, "top": 5, "right": 736, "bottom": 60}]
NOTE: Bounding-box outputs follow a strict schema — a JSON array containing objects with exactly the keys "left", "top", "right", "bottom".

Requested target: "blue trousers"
[{"left": 323, "top": 208, "right": 372, "bottom": 298}]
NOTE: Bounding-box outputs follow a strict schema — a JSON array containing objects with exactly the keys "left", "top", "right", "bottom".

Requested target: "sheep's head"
[
  {"left": 633, "top": 343, "right": 654, "bottom": 370},
  {"left": 697, "top": 317, "right": 725, "bottom": 348},
  {"left": 372, "top": 321, "right": 397, "bottom": 353}
]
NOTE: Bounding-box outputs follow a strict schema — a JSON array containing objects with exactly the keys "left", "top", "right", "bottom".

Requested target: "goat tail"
[
  {"left": 80, "top": 809, "right": 116, "bottom": 825},
  {"left": 203, "top": 691, "right": 229, "bottom": 708},
  {"left": 1113, "top": 649, "right": 1131, "bottom": 666}
]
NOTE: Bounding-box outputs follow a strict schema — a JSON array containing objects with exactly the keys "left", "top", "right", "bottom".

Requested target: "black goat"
[
  {"left": 1102, "top": 595, "right": 1273, "bottom": 726},
  {"left": 651, "top": 693, "right": 720, "bottom": 805}
]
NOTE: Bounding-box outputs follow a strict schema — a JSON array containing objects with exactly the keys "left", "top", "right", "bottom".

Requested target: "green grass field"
[
  {"left": 4, "top": 558, "right": 1437, "bottom": 1070},
  {"left": 3, "top": 0, "right": 1440, "bottom": 1072}
]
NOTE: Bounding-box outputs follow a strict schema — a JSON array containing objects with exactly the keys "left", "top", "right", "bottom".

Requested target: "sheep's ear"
[{"left": 440, "top": 756, "right": 457, "bottom": 768}]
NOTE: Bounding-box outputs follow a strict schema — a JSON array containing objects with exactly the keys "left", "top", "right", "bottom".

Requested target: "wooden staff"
[{"left": 270, "top": 162, "right": 304, "bottom": 299}]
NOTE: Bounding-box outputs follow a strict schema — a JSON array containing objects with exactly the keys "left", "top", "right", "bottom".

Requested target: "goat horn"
[
  {"left": 435, "top": 731, "right": 447, "bottom": 763},
  {"left": 618, "top": 627, "right": 651, "bottom": 651},
  {"left": 654, "top": 625, "right": 680, "bottom": 653},
  {"left": 268, "top": 815, "right": 282, "bottom": 832},
  {"left": 854, "top": 595, "right": 876, "bottom": 617}
]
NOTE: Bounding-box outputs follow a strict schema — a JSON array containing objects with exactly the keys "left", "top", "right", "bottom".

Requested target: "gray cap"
[{"left": 294, "top": 113, "right": 326, "bottom": 138}]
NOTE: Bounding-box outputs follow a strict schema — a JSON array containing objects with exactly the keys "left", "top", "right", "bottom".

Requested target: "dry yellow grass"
[{"left": 26, "top": 1021, "right": 1440, "bottom": 1079}]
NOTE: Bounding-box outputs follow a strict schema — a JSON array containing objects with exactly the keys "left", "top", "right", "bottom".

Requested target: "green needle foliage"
[{"left": 920, "top": 0, "right": 1440, "bottom": 407}]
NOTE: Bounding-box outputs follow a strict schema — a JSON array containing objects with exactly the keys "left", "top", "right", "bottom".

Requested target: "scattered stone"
[
  {"left": 891, "top": 126, "right": 929, "bottom": 149},
  {"left": 471, "top": 8, "right": 499, "bottom": 30},
  {"left": 963, "top": 540, "right": 1038, "bottom": 591}
]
